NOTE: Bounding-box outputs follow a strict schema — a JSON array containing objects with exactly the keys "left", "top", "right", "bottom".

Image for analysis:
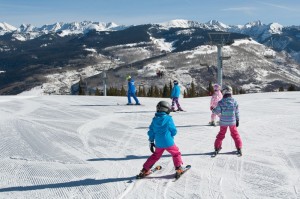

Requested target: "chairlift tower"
[
  {"left": 101, "top": 59, "right": 113, "bottom": 96},
  {"left": 208, "top": 32, "right": 232, "bottom": 88}
]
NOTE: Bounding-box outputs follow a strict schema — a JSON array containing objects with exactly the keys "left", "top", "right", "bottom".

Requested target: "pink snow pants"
[
  {"left": 214, "top": 126, "right": 242, "bottom": 149},
  {"left": 143, "top": 144, "right": 183, "bottom": 170}
]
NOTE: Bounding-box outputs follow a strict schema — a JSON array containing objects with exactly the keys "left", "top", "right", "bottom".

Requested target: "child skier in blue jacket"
[
  {"left": 137, "top": 101, "right": 184, "bottom": 178},
  {"left": 170, "top": 80, "right": 183, "bottom": 111}
]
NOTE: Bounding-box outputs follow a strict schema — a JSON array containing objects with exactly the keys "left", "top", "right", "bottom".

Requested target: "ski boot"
[
  {"left": 237, "top": 148, "right": 242, "bottom": 156},
  {"left": 212, "top": 147, "right": 222, "bottom": 157},
  {"left": 175, "top": 166, "right": 184, "bottom": 179},
  {"left": 177, "top": 107, "right": 184, "bottom": 111},
  {"left": 171, "top": 107, "right": 176, "bottom": 112},
  {"left": 137, "top": 168, "right": 151, "bottom": 178},
  {"left": 209, "top": 121, "right": 216, "bottom": 126}
]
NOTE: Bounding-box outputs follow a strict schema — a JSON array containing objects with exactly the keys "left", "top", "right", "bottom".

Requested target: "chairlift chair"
[
  {"left": 221, "top": 55, "right": 231, "bottom": 60},
  {"left": 200, "top": 60, "right": 209, "bottom": 66},
  {"left": 221, "top": 49, "right": 231, "bottom": 60}
]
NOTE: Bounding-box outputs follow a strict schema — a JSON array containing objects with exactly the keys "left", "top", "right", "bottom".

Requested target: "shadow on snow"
[
  {"left": 87, "top": 152, "right": 215, "bottom": 161},
  {"left": 0, "top": 151, "right": 238, "bottom": 192},
  {"left": 0, "top": 177, "right": 133, "bottom": 192}
]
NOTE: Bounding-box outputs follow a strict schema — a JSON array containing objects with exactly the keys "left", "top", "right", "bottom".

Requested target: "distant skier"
[
  {"left": 170, "top": 80, "right": 183, "bottom": 111},
  {"left": 137, "top": 101, "right": 184, "bottom": 178},
  {"left": 126, "top": 76, "right": 140, "bottom": 105},
  {"left": 209, "top": 84, "right": 223, "bottom": 126},
  {"left": 212, "top": 85, "right": 243, "bottom": 156}
]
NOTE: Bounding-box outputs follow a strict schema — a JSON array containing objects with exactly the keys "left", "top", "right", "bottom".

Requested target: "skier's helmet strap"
[{"left": 156, "top": 101, "right": 171, "bottom": 114}]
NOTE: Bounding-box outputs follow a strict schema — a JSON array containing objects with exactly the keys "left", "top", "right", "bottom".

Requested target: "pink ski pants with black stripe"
[
  {"left": 143, "top": 144, "right": 183, "bottom": 170},
  {"left": 214, "top": 126, "right": 242, "bottom": 149}
]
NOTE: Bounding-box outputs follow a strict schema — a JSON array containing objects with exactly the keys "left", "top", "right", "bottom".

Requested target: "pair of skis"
[{"left": 136, "top": 165, "right": 191, "bottom": 181}]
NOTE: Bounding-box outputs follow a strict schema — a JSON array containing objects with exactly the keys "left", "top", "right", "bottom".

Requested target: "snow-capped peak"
[
  {"left": 269, "top": 22, "right": 283, "bottom": 34},
  {"left": 17, "top": 24, "right": 36, "bottom": 32},
  {"left": 0, "top": 22, "right": 17, "bottom": 31},
  {"left": 244, "top": 20, "right": 263, "bottom": 28},
  {"left": 205, "top": 20, "right": 229, "bottom": 29},
  {"left": 157, "top": 19, "right": 209, "bottom": 30},
  {"left": 159, "top": 19, "right": 194, "bottom": 28}
]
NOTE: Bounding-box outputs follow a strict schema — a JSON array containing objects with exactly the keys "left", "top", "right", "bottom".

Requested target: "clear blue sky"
[{"left": 1, "top": 0, "right": 299, "bottom": 27}]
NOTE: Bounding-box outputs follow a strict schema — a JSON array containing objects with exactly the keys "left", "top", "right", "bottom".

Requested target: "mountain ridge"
[{"left": 0, "top": 19, "right": 299, "bottom": 95}]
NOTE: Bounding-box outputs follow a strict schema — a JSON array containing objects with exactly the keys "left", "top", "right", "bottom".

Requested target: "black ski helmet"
[
  {"left": 156, "top": 101, "right": 171, "bottom": 114},
  {"left": 173, "top": 80, "right": 178, "bottom": 85},
  {"left": 222, "top": 85, "right": 233, "bottom": 95}
]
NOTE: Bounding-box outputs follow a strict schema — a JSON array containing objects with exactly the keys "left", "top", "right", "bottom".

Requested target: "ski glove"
[
  {"left": 149, "top": 142, "right": 155, "bottom": 153},
  {"left": 236, "top": 120, "right": 239, "bottom": 127}
]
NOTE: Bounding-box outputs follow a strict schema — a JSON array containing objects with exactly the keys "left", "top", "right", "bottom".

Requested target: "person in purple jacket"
[
  {"left": 170, "top": 80, "right": 183, "bottom": 111},
  {"left": 212, "top": 85, "right": 243, "bottom": 156},
  {"left": 137, "top": 101, "right": 184, "bottom": 178}
]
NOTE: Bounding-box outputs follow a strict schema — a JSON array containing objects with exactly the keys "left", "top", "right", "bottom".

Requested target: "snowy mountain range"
[
  {"left": 0, "top": 19, "right": 299, "bottom": 95},
  {"left": 0, "top": 19, "right": 287, "bottom": 41},
  {"left": 1, "top": 21, "right": 128, "bottom": 41}
]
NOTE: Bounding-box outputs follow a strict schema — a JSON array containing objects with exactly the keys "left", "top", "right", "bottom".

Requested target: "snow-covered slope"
[{"left": 0, "top": 92, "right": 299, "bottom": 198}]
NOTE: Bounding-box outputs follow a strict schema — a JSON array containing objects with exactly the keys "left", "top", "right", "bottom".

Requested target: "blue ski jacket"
[
  {"left": 171, "top": 84, "right": 180, "bottom": 98},
  {"left": 148, "top": 112, "right": 177, "bottom": 148},
  {"left": 127, "top": 79, "right": 136, "bottom": 94}
]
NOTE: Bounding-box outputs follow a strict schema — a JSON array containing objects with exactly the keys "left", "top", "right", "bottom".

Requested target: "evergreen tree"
[
  {"left": 147, "top": 86, "right": 154, "bottom": 97},
  {"left": 279, "top": 86, "right": 284, "bottom": 92},
  {"left": 141, "top": 86, "right": 146, "bottom": 97},
  {"left": 162, "top": 84, "right": 169, "bottom": 98},
  {"left": 190, "top": 81, "right": 196, "bottom": 97},
  {"left": 239, "top": 88, "right": 246, "bottom": 94},
  {"left": 78, "top": 76, "right": 85, "bottom": 95},
  {"left": 169, "top": 80, "right": 173, "bottom": 97},
  {"left": 207, "top": 81, "right": 214, "bottom": 96},
  {"left": 121, "top": 85, "right": 126, "bottom": 96},
  {"left": 184, "top": 90, "right": 187, "bottom": 98},
  {"left": 232, "top": 86, "right": 238, "bottom": 95},
  {"left": 95, "top": 88, "right": 101, "bottom": 96},
  {"left": 154, "top": 85, "right": 160, "bottom": 97},
  {"left": 288, "top": 84, "right": 296, "bottom": 91}
]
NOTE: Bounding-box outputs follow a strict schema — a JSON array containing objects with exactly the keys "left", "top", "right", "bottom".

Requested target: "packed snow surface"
[{"left": 0, "top": 92, "right": 299, "bottom": 198}]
